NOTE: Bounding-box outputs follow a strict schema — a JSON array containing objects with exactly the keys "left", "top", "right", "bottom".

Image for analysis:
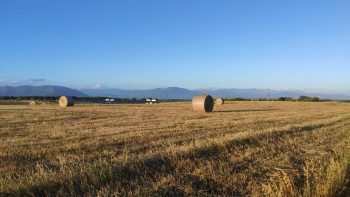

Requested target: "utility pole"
[{"left": 266, "top": 89, "right": 271, "bottom": 101}]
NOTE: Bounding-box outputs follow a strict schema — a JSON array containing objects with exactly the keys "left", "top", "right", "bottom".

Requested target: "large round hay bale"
[
  {"left": 192, "top": 95, "right": 214, "bottom": 112},
  {"left": 59, "top": 96, "right": 74, "bottom": 107},
  {"left": 28, "top": 101, "right": 37, "bottom": 105},
  {"left": 215, "top": 98, "right": 224, "bottom": 106}
]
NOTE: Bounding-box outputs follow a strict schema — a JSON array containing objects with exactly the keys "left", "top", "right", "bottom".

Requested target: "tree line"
[
  {"left": 0, "top": 96, "right": 343, "bottom": 102},
  {"left": 226, "top": 96, "right": 328, "bottom": 102},
  {"left": 0, "top": 96, "right": 144, "bottom": 101}
]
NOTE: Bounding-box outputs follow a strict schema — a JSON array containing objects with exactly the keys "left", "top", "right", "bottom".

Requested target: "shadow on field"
[
  {"left": 336, "top": 164, "right": 350, "bottom": 197},
  {"left": 10, "top": 119, "right": 340, "bottom": 196},
  {"left": 154, "top": 174, "right": 242, "bottom": 196},
  {"left": 215, "top": 108, "right": 279, "bottom": 113},
  {"left": 14, "top": 147, "right": 244, "bottom": 196},
  {"left": 15, "top": 156, "right": 177, "bottom": 196}
]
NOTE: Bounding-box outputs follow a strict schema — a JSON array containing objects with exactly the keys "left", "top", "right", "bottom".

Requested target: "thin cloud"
[
  {"left": 93, "top": 83, "right": 107, "bottom": 89},
  {"left": 0, "top": 79, "right": 47, "bottom": 86},
  {"left": 28, "top": 78, "right": 46, "bottom": 83}
]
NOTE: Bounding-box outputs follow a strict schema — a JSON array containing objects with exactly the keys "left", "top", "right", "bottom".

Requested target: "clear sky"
[{"left": 0, "top": 0, "right": 349, "bottom": 93}]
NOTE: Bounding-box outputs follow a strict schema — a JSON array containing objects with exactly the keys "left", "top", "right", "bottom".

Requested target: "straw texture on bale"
[
  {"left": 192, "top": 95, "right": 214, "bottom": 112},
  {"left": 59, "top": 96, "right": 74, "bottom": 107},
  {"left": 215, "top": 98, "right": 224, "bottom": 106}
]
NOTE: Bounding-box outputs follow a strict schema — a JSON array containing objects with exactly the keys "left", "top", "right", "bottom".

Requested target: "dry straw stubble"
[{"left": 1, "top": 102, "right": 350, "bottom": 196}]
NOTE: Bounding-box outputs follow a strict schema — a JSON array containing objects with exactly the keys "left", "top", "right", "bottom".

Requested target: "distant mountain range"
[
  {"left": 82, "top": 87, "right": 350, "bottom": 100},
  {"left": 1, "top": 85, "right": 349, "bottom": 100},
  {"left": 82, "top": 87, "right": 195, "bottom": 99},
  {"left": 0, "top": 85, "right": 87, "bottom": 97}
]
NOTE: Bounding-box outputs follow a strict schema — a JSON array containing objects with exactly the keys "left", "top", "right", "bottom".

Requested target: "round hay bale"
[
  {"left": 215, "top": 98, "right": 224, "bottom": 106},
  {"left": 192, "top": 95, "right": 214, "bottom": 112},
  {"left": 28, "top": 101, "right": 37, "bottom": 105},
  {"left": 59, "top": 96, "right": 74, "bottom": 107}
]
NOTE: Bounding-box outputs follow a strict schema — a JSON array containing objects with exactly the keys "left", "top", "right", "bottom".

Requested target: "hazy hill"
[
  {"left": 198, "top": 88, "right": 350, "bottom": 100},
  {"left": 82, "top": 87, "right": 195, "bottom": 99},
  {"left": 1, "top": 85, "right": 348, "bottom": 100},
  {"left": 82, "top": 87, "right": 350, "bottom": 100},
  {"left": 0, "top": 85, "right": 87, "bottom": 97}
]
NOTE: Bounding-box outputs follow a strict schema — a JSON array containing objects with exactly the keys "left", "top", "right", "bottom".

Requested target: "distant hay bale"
[
  {"left": 215, "top": 98, "right": 224, "bottom": 106},
  {"left": 192, "top": 95, "right": 214, "bottom": 112},
  {"left": 28, "top": 101, "right": 37, "bottom": 105},
  {"left": 59, "top": 96, "right": 74, "bottom": 107}
]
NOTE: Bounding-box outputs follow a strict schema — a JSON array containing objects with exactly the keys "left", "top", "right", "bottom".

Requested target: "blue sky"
[{"left": 0, "top": 0, "right": 349, "bottom": 93}]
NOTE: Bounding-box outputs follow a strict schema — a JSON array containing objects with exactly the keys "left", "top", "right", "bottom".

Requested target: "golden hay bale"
[
  {"left": 59, "top": 96, "right": 74, "bottom": 107},
  {"left": 192, "top": 95, "right": 214, "bottom": 112},
  {"left": 28, "top": 101, "right": 37, "bottom": 105},
  {"left": 215, "top": 98, "right": 224, "bottom": 106}
]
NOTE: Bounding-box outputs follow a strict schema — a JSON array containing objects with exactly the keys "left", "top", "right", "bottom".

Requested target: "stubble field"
[{"left": 1, "top": 101, "right": 350, "bottom": 196}]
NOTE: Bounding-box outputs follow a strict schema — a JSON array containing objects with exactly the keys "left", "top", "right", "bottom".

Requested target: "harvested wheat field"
[{"left": 1, "top": 101, "right": 350, "bottom": 196}]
